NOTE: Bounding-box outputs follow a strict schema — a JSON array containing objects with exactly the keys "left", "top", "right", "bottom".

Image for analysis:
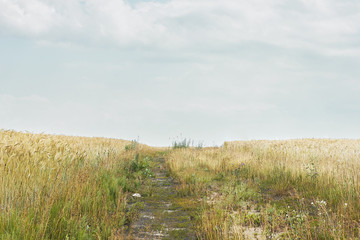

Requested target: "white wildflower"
[{"left": 132, "top": 193, "right": 141, "bottom": 198}]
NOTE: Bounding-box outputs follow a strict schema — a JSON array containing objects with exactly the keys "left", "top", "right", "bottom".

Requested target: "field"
[
  {"left": 1, "top": 130, "right": 360, "bottom": 239},
  {"left": 0, "top": 130, "right": 159, "bottom": 239},
  {"left": 167, "top": 139, "right": 360, "bottom": 239}
]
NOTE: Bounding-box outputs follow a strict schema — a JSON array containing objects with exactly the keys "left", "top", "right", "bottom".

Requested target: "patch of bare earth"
[{"left": 127, "top": 158, "right": 197, "bottom": 240}]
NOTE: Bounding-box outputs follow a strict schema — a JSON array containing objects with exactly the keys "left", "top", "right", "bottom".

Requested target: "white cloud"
[
  {"left": 1, "top": 0, "right": 360, "bottom": 145},
  {"left": 0, "top": 0, "right": 359, "bottom": 55},
  {"left": 0, "top": 0, "right": 56, "bottom": 34}
]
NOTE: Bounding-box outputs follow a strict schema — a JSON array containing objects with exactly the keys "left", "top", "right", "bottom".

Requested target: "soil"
[{"left": 127, "top": 158, "right": 198, "bottom": 240}]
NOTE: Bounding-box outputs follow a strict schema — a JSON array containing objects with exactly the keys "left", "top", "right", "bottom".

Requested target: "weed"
[
  {"left": 172, "top": 138, "right": 191, "bottom": 149},
  {"left": 128, "top": 154, "right": 153, "bottom": 178},
  {"left": 0, "top": 130, "right": 154, "bottom": 239},
  {"left": 167, "top": 139, "right": 360, "bottom": 239},
  {"left": 125, "top": 140, "right": 138, "bottom": 151}
]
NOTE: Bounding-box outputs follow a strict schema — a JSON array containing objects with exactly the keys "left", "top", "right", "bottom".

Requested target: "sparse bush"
[
  {"left": 172, "top": 138, "right": 204, "bottom": 149},
  {"left": 128, "top": 154, "right": 153, "bottom": 178},
  {"left": 125, "top": 140, "right": 138, "bottom": 151},
  {"left": 172, "top": 138, "right": 191, "bottom": 149}
]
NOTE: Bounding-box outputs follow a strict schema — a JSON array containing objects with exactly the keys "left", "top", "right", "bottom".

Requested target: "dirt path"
[{"left": 127, "top": 158, "right": 197, "bottom": 240}]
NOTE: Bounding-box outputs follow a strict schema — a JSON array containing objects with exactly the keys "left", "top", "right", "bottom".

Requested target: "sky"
[{"left": 0, "top": 0, "right": 360, "bottom": 146}]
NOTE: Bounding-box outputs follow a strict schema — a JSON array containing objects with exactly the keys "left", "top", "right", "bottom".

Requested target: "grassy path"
[
  {"left": 3, "top": 131, "right": 359, "bottom": 239},
  {"left": 127, "top": 157, "right": 198, "bottom": 239}
]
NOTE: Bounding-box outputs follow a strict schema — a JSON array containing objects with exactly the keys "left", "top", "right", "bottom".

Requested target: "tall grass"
[
  {"left": 3, "top": 130, "right": 360, "bottom": 239},
  {"left": 166, "top": 139, "right": 360, "bottom": 239},
  {"left": 0, "top": 130, "right": 154, "bottom": 239}
]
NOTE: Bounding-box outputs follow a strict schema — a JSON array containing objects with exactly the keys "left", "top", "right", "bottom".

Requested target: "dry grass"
[
  {"left": 167, "top": 139, "right": 360, "bottom": 239},
  {"left": 2, "top": 130, "right": 360, "bottom": 239},
  {"left": 225, "top": 139, "right": 360, "bottom": 185},
  {"left": 0, "top": 130, "right": 157, "bottom": 239}
]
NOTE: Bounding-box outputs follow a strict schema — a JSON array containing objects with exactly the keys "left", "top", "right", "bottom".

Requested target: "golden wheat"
[
  {"left": 167, "top": 139, "right": 360, "bottom": 239},
  {"left": 0, "top": 130, "right": 141, "bottom": 239}
]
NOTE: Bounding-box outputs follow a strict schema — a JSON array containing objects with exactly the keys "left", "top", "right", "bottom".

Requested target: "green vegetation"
[
  {"left": 0, "top": 130, "right": 157, "bottom": 239},
  {"left": 1, "top": 131, "right": 360, "bottom": 239},
  {"left": 167, "top": 140, "right": 360, "bottom": 239},
  {"left": 127, "top": 158, "right": 198, "bottom": 239},
  {"left": 172, "top": 138, "right": 204, "bottom": 149},
  {"left": 172, "top": 138, "right": 192, "bottom": 149},
  {"left": 125, "top": 140, "right": 138, "bottom": 151}
]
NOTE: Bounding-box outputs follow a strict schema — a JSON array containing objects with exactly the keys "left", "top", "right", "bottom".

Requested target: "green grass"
[
  {"left": 2, "top": 131, "right": 360, "bottom": 239},
  {"left": 166, "top": 144, "right": 360, "bottom": 239},
  {"left": 0, "top": 130, "right": 161, "bottom": 239}
]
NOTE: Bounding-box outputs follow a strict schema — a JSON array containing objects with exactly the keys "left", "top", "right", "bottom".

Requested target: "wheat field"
[
  {"left": 225, "top": 139, "right": 360, "bottom": 185},
  {"left": 2, "top": 130, "right": 360, "bottom": 239},
  {"left": 166, "top": 139, "right": 360, "bottom": 239},
  {"left": 0, "top": 130, "right": 148, "bottom": 239}
]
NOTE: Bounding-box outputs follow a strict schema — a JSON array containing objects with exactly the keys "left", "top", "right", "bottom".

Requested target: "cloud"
[
  {"left": 0, "top": 0, "right": 359, "bottom": 55},
  {"left": 0, "top": 0, "right": 56, "bottom": 34},
  {"left": 1, "top": 0, "right": 360, "bottom": 145}
]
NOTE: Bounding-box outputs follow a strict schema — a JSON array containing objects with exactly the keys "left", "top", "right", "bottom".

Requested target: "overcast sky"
[{"left": 0, "top": 0, "right": 359, "bottom": 146}]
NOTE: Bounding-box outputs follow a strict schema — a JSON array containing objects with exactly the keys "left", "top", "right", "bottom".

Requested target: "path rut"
[{"left": 127, "top": 158, "right": 197, "bottom": 240}]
